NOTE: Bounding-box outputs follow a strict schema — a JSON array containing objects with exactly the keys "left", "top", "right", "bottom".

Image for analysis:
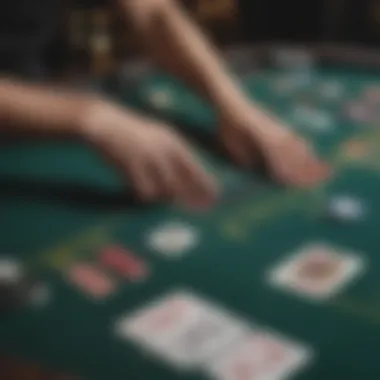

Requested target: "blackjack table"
[{"left": 1, "top": 44, "right": 380, "bottom": 380}]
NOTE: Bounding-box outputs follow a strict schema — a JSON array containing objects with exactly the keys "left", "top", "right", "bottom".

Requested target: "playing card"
[
  {"left": 267, "top": 243, "right": 366, "bottom": 300},
  {"left": 115, "top": 290, "right": 248, "bottom": 369},
  {"left": 158, "top": 302, "right": 248, "bottom": 367},
  {"left": 207, "top": 330, "right": 312, "bottom": 380},
  {"left": 116, "top": 291, "right": 200, "bottom": 343}
]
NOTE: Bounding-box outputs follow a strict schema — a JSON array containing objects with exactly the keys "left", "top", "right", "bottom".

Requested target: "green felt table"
[{"left": 1, "top": 46, "right": 380, "bottom": 380}]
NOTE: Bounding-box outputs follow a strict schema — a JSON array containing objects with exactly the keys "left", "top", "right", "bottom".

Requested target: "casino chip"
[
  {"left": 147, "top": 88, "right": 172, "bottom": 109},
  {"left": 319, "top": 81, "right": 344, "bottom": 100},
  {"left": 273, "top": 76, "right": 296, "bottom": 94},
  {"left": 0, "top": 258, "right": 38, "bottom": 312},
  {"left": 147, "top": 222, "right": 199, "bottom": 257},
  {"left": 0, "top": 258, "right": 22, "bottom": 283},
  {"left": 309, "top": 111, "right": 333, "bottom": 132},
  {"left": 293, "top": 106, "right": 333, "bottom": 133},
  {"left": 274, "top": 73, "right": 312, "bottom": 95},
  {"left": 272, "top": 49, "right": 315, "bottom": 71},
  {"left": 327, "top": 196, "right": 366, "bottom": 222}
]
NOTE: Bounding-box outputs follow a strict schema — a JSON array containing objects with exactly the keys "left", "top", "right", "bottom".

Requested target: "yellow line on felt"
[
  {"left": 30, "top": 215, "right": 123, "bottom": 271},
  {"left": 218, "top": 131, "right": 363, "bottom": 242},
  {"left": 220, "top": 189, "right": 305, "bottom": 241}
]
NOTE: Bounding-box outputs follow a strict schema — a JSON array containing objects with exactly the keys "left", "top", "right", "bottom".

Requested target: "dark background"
[
  {"left": 239, "top": 0, "right": 380, "bottom": 47},
  {"left": 52, "top": 0, "right": 380, "bottom": 77},
  {"left": 71, "top": 0, "right": 380, "bottom": 46}
]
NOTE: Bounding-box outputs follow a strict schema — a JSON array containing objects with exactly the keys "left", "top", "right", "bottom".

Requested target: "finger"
[
  {"left": 281, "top": 151, "right": 330, "bottom": 187},
  {"left": 264, "top": 144, "right": 294, "bottom": 184},
  {"left": 224, "top": 137, "right": 254, "bottom": 168},
  {"left": 275, "top": 142, "right": 315, "bottom": 185},
  {"left": 173, "top": 147, "right": 217, "bottom": 207},
  {"left": 150, "top": 153, "right": 179, "bottom": 200},
  {"left": 97, "top": 144, "right": 159, "bottom": 201},
  {"left": 296, "top": 160, "right": 332, "bottom": 187},
  {"left": 127, "top": 159, "right": 159, "bottom": 201},
  {"left": 245, "top": 129, "right": 271, "bottom": 167}
]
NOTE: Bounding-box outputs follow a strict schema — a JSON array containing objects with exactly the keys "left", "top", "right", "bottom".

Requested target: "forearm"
[
  {"left": 0, "top": 78, "right": 93, "bottom": 138},
  {"left": 120, "top": 0, "right": 250, "bottom": 114}
]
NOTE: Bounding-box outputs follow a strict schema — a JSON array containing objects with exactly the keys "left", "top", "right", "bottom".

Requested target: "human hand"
[
  {"left": 80, "top": 100, "right": 217, "bottom": 205},
  {"left": 219, "top": 104, "right": 331, "bottom": 187}
]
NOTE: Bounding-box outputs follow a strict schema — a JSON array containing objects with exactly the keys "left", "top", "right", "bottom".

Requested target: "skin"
[{"left": 0, "top": 0, "right": 330, "bottom": 205}]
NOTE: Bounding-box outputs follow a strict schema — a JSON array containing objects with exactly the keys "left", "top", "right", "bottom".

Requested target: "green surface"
[{"left": 1, "top": 63, "right": 380, "bottom": 380}]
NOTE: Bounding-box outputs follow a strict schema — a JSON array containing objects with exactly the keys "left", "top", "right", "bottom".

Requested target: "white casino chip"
[
  {"left": 293, "top": 72, "right": 313, "bottom": 87},
  {"left": 147, "top": 88, "right": 172, "bottom": 109},
  {"left": 293, "top": 106, "right": 311, "bottom": 121},
  {"left": 272, "top": 49, "right": 314, "bottom": 70},
  {"left": 273, "top": 76, "right": 295, "bottom": 94},
  {"left": 147, "top": 222, "right": 199, "bottom": 257},
  {"left": 328, "top": 196, "right": 366, "bottom": 221},
  {"left": 310, "top": 111, "right": 334, "bottom": 132},
  {"left": 0, "top": 258, "right": 23, "bottom": 284},
  {"left": 319, "top": 81, "right": 344, "bottom": 99},
  {"left": 274, "top": 73, "right": 311, "bottom": 94},
  {"left": 293, "top": 107, "right": 333, "bottom": 133}
]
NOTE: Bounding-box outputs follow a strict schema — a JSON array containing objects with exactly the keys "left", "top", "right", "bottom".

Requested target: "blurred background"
[
  {"left": 1, "top": 1, "right": 380, "bottom": 378},
  {"left": 47, "top": 0, "right": 380, "bottom": 79}
]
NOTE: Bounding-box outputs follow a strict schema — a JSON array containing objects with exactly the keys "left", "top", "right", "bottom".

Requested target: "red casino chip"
[
  {"left": 67, "top": 263, "right": 116, "bottom": 299},
  {"left": 99, "top": 245, "right": 149, "bottom": 281}
]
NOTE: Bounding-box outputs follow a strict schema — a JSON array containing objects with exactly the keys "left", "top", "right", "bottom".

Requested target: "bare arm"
[
  {"left": 0, "top": 77, "right": 216, "bottom": 202},
  {"left": 117, "top": 0, "right": 331, "bottom": 188},
  {"left": 118, "top": 0, "right": 251, "bottom": 117},
  {"left": 0, "top": 78, "right": 93, "bottom": 137}
]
